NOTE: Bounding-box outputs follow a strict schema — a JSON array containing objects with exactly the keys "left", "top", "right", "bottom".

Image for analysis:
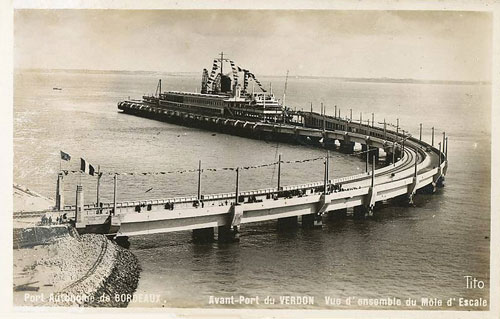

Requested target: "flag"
[
  {"left": 60, "top": 151, "right": 71, "bottom": 161},
  {"left": 80, "top": 158, "right": 96, "bottom": 176}
]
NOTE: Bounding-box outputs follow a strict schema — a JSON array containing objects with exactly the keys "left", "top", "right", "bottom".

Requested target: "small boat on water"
[{"left": 53, "top": 87, "right": 62, "bottom": 91}]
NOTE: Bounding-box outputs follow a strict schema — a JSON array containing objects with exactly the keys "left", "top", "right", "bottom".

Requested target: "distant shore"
[{"left": 14, "top": 68, "right": 491, "bottom": 86}]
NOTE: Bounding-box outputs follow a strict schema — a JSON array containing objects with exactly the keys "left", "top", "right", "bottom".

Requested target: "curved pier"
[{"left": 44, "top": 102, "right": 447, "bottom": 242}]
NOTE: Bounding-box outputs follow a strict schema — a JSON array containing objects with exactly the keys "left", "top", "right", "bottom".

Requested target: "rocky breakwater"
[{"left": 14, "top": 229, "right": 141, "bottom": 307}]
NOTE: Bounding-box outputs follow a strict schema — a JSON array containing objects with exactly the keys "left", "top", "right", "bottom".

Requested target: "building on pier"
[{"left": 119, "top": 52, "right": 301, "bottom": 124}]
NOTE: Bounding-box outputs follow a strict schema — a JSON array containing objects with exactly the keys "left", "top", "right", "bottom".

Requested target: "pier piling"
[
  {"left": 339, "top": 141, "right": 355, "bottom": 154},
  {"left": 192, "top": 227, "right": 215, "bottom": 243},
  {"left": 326, "top": 208, "right": 347, "bottom": 220},
  {"left": 277, "top": 216, "right": 298, "bottom": 230},
  {"left": 301, "top": 214, "right": 318, "bottom": 228},
  {"left": 353, "top": 206, "right": 368, "bottom": 219},
  {"left": 218, "top": 225, "right": 240, "bottom": 243}
]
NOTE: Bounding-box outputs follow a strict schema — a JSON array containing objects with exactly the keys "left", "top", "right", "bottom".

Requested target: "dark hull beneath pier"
[{"left": 119, "top": 107, "right": 327, "bottom": 149}]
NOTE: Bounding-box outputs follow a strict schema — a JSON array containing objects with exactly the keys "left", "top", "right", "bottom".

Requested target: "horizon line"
[{"left": 14, "top": 67, "right": 491, "bottom": 85}]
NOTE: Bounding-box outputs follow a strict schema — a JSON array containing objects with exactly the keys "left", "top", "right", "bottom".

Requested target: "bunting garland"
[
  {"left": 61, "top": 144, "right": 390, "bottom": 178},
  {"left": 198, "top": 57, "right": 269, "bottom": 94},
  {"left": 207, "top": 59, "right": 219, "bottom": 86},
  {"left": 250, "top": 73, "right": 266, "bottom": 92},
  {"left": 229, "top": 60, "right": 238, "bottom": 89},
  {"left": 212, "top": 74, "right": 221, "bottom": 92},
  {"left": 236, "top": 66, "right": 266, "bottom": 92},
  {"left": 243, "top": 70, "right": 249, "bottom": 93},
  {"left": 61, "top": 155, "right": 329, "bottom": 177}
]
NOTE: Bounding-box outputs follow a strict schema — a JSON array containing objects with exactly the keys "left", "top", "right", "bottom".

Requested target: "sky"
[{"left": 14, "top": 9, "right": 492, "bottom": 81}]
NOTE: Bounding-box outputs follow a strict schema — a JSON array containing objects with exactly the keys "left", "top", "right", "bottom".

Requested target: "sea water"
[{"left": 14, "top": 69, "right": 490, "bottom": 309}]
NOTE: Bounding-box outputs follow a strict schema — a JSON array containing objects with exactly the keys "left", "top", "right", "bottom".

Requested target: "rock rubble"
[{"left": 15, "top": 229, "right": 141, "bottom": 307}]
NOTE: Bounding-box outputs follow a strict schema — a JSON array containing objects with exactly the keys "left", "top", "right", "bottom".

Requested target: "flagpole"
[
  {"left": 277, "top": 154, "right": 281, "bottom": 191},
  {"left": 96, "top": 165, "right": 101, "bottom": 209},
  {"left": 197, "top": 160, "right": 202, "bottom": 201}
]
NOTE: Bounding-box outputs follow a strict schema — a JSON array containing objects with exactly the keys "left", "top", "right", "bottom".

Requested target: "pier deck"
[{"left": 14, "top": 104, "right": 448, "bottom": 242}]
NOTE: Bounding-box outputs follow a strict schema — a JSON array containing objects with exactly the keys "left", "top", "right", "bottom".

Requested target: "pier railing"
[{"left": 15, "top": 104, "right": 448, "bottom": 239}]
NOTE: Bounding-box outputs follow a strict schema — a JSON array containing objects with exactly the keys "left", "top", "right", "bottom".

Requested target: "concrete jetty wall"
[
  {"left": 14, "top": 229, "right": 141, "bottom": 307},
  {"left": 53, "top": 234, "right": 141, "bottom": 307}
]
